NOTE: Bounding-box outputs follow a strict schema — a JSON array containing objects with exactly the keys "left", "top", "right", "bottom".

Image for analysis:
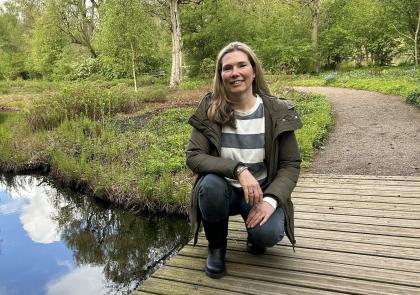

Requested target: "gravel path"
[{"left": 294, "top": 87, "right": 420, "bottom": 176}]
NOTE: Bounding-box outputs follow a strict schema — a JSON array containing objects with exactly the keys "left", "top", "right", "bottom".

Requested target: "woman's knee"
[
  {"left": 248, "top": 225, "right": 284, "bottom": 248},
  {"left": 198, "top": 174, "right": 229, "bottom": 222},
  {"left": 247, "top": 209, "right": 285, "bottom": 247}
]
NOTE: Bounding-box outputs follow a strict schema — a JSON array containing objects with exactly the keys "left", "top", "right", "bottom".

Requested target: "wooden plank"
[
  {"left": 297, "top": 182, "right": 420, "bottom": 192},
  {"left": 230, "top": 214, "right": 420, "bottom": 234},
  {"left": 292, "top": 192, "right": 420, "bottom": 205},
  {"left": 295, "top": 212, "right": 420, "bottom": 228},
  {"left": 193, "top": 239, "right": 420, "bottom": 273},
  {"left": 180, "top": 246, "right": 420, "bottom": 289},
  {"left": 231, "top": 215, "right": 420, "bottom": 238},
  {"left": 218, "top": 231, "right": 420, "bottom": 261},
  {"left": 294, "top": 198, "right": 420, "bottom": 212},
  {"left": 301, "top": 174, "right": 420, "bottom": 182},
  {"left": 295, "top": 204, "right": 420, "bottom": 220},
  {"left": 297, "top": 177, "right": 420, "bottom": 187},
  {"left": 228, "top": 222, "right": 420, "bottom": 248},
  {"left": 295, "top": 219, "right": 420, "bottom": 239},
  {"left": 138, "top": 277, "right": 241, "bottom": 295},
  {"left": 168, "top": 255, "right": 420, "bottom": 295},
  {"left": 151, "top": 265, "right": 344, "bottom": 295},
  {"left": 294, "top": 187, "right": 420, "bottom": 197}
]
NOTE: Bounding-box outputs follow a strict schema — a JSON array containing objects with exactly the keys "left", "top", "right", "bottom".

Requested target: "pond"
[{"left": 0, "top": 174, "right": 191, "bottom": 295}]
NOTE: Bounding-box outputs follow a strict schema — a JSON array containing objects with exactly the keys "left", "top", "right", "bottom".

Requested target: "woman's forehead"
[{"left": 221, "top": 51, "right": 250, "bottom": 65}]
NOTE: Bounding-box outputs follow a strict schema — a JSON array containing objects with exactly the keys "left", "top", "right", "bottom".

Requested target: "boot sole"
[{"left": 205, "top": 266, "right": 226, "bottom": 279}]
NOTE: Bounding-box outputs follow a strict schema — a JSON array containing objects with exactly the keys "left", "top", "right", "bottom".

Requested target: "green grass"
[
  {"left": 277, "top": 66, "right": 420, "bottom": 107},
  {"left": 0, "top": 112, "right": 49, "bottom": 169}
]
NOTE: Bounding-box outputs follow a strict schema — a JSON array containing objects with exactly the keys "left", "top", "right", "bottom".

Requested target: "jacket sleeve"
[
  {"left": 186, "top": 127, "right": 241, "bottom": 179},
  {"left": 263, "top": 130, "right": 301, "bottom": 206}
]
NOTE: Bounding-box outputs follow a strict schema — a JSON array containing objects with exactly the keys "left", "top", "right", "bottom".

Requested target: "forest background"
[
  {"left": 1, "top": 0, "right": 419, "bottom": 84},
  {"left": 0, "top": 0, "right": 419, "bottom": 212}
]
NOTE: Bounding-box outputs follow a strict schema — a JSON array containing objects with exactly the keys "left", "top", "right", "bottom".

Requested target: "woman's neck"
[{"left": 231, "top": 93, "right": 257, "bottom": 112}]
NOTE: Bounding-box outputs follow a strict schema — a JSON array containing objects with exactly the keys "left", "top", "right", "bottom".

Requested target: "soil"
[{"left": 294, "top": 87, "right": 420, "bottom": 176}]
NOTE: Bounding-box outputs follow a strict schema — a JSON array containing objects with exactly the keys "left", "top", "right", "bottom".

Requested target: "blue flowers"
[{"left": 324, "top": 71, "right": 338, "bottom": 80}]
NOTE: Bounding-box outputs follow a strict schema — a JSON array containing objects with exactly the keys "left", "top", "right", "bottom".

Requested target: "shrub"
[{"left": 406, "top": 90, "right": 420, "bottom": 108}]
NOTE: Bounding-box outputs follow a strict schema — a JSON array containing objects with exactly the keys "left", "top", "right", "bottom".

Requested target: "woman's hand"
[
  {"left": 246, "top": 202, "right": 275, "bottom": 228},
  {"left": 238, "top": 169, "right": 263, "bottom": 206}
]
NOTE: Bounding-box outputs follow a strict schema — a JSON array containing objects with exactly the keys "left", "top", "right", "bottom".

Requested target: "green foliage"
[
  {"left": 95, "top": 0, "right": 169, "bottom": 80},
  {"left": 29, "top": 1, "right": 68, "bottom": 78},
  {"left": 2, "top": 0, "right": 419, "bottom": 83},
  {"left": 182, "top": 0, "right": 258, "bottom": 76},
  {"left": 27, "top": 83, "right": 168, "bottom": 130},
  {"left": 0, "top": 2, "right": 27, "bottom": 79},
  {"left": 288, "top": 66, "right": 420, "bottom": 98},
  {"left": 406, "top": 90, "right": 420, "bottom": 108}
]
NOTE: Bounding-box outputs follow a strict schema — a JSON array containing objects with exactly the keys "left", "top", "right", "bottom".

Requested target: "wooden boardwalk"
[{"left": 134, "top": 174, "right": 420, "bottom": 295}]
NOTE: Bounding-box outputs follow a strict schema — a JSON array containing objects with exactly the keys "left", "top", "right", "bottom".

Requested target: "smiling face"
[{"left": 220, "top": 50, "right": 255, "bottom": 99}]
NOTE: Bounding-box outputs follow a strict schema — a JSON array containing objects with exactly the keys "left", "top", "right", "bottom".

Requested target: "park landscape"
[{"left": 1, "top": 0, "right": 420, "bottom": 294}]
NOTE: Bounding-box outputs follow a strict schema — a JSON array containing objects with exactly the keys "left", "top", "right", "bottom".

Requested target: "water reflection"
[{"left": 0, "top": 174, "right": 190, "bottom": 295}]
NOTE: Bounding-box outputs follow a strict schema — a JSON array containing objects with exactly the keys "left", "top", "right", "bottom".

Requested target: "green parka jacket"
[{"left": 186, "top": 92, "right": 302, "bottom": 248}]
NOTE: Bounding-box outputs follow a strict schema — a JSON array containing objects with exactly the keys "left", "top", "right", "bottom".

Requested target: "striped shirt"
[{"left": 221, "top": 95, "right": 267, "bottom": 188}]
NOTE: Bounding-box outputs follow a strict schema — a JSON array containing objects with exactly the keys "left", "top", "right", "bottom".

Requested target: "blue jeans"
[{"left": 198, "top": 174, "right": 285, "bottom": 248}]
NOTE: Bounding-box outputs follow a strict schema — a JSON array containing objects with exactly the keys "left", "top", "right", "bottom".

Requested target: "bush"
[{"left": 406, "top": 90, "right": 420, "bottom": 108}]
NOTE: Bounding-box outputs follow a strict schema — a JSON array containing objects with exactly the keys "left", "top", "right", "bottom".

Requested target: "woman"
[{"left": 186, "top": 42, "right": 302, "bottom": 279}]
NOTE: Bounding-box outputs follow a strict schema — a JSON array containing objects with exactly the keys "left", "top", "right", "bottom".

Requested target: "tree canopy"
[{"left": 0, "top": 0, "right": 419, "bottom": 82}]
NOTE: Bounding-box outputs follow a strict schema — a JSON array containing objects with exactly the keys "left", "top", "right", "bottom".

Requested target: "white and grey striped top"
[{"left": 221, "top": 95, "right": 267, "bottom": 188}]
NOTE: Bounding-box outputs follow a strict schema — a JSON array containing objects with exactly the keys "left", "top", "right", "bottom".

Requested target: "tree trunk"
[
  {"left": 414, "top": 9, "right": 420, "bottom": 67},
  {"left": 169, "top": 0, "right": 183, "bottom": 89},
  {"left": 130, "top": 41, "right": 138, "bottom": 92},
  {"left": 310, "top": 0, "right": 320, "bottom": 73}
]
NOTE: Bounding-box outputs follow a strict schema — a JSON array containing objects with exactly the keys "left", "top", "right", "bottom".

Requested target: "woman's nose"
[{"left": 231, "top": 66, "right": 240, "bottom": 77}]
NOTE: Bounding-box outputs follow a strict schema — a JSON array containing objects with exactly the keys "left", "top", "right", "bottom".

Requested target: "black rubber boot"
[{"left": 202, "top": 218, "right": 228, "bottom": 279}]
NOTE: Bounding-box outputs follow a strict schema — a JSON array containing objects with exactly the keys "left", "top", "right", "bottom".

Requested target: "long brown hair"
[{"left": 207, "top": 42, "right": 271, "bottom": 127}]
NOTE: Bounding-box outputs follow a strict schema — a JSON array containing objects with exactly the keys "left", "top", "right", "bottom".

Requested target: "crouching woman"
[{"left": 186, "top": 42, "right": 302, "bottom": 279}]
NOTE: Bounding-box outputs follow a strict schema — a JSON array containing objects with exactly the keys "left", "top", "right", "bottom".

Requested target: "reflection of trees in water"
[
  {"left": 54, "top": 188, "right": 191, "bottom": 294},
  {"left": 0, "top": 174, "right": 191, "bottom": 294}
]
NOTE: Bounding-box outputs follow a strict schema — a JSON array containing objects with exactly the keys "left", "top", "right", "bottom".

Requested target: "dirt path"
[{"left": 294, "top": 87, "right": 420, "bottom": 176}]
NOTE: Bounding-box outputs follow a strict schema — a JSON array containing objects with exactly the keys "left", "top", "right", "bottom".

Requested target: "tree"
[
  {"left": 146, "top": 0, "right": 202, "bottom": 89},
  {"left": 96, "top": 0, "right": 161, "bottom": 89},
  {"left": 51, "top": 0, "right": 102, "bottom": 58},
  {"left": 29, "top": 1, "right": 68, "bottom": 77},
  {"left": 0, "top": 2, "right": 27, "bottom": 79},
  {"left": 382, "top": 0, "right": 420, "bottom": 66},
  {"left": 280, "top": 0, "right": 323, "bottom": 72}
]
